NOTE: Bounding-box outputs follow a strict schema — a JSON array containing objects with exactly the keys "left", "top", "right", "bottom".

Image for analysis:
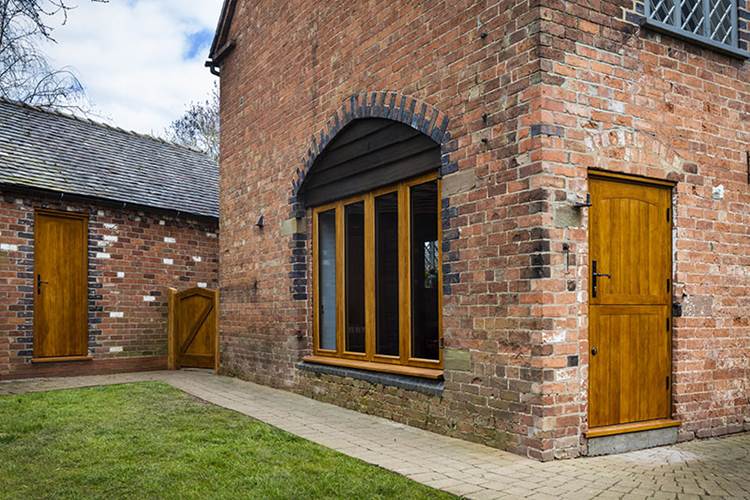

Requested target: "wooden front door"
[
  {"left": 169, "top": 288, "right": 218, "bottom": 370},
  {"left": 588, "top": 174, "right": 672, "bottom": 428},
  {"left": 34, "top": 210, "right": 88, "bottom": 359}
]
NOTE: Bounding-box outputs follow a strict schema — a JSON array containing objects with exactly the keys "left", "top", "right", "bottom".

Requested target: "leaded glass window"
[{"left": 646, "top": 0, "right": 739, "bottom": 49}]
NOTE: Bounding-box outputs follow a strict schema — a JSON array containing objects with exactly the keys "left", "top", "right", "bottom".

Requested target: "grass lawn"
[{"left": 0, "top": 382, "right": 453, "bottom": 499}]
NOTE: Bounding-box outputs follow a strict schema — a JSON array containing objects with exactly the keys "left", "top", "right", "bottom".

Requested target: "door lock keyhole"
[{"left": 591, "top": 347, "right": 598, "bottom": 356}]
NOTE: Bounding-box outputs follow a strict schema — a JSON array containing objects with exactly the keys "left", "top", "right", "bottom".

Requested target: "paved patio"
[{"left": 1, "top": 370, "right": 748, "bottom": 499}]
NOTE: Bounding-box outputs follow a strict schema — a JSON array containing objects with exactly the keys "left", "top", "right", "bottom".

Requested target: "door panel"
[
  {"left": 34, "top": 211, "right": 88, "bottom": 358},
  {"left": 590, "top": 179, "right": 671, "bottom": 305},
  {"left": 588, "top": 176, "right": 672, "bottom": 428},
  {"left": 589, "top": 305, "right": 670, "bottom": 427}
]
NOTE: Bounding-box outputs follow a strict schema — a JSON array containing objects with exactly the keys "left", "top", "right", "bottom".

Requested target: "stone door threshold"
[
  {"left": 586, "top": 418, "right": 681, "bottom": 438},
  {"left": 31, "top": 355, "right": 93, "bottom": 363}
]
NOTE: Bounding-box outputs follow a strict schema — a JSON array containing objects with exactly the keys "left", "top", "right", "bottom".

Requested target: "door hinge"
[
  {"left": 666, "top": 317, "right": 670, "bottom": 331},
  {"left": 439, "top": 338, "right": 445, "bottom": 349},
  {"left": 667, "top": 278, "right": 671, "bottom": 293},
  {"left": 667, "top": 207, "right": 670, "bottom": 222},
  {"left": 666, "top": 376, "right": 670, "bottom": 390}
]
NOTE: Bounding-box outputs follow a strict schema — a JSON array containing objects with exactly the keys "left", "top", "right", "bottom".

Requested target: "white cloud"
[{"left": 43, "top": 0, "right": 223, "bottom": 135}]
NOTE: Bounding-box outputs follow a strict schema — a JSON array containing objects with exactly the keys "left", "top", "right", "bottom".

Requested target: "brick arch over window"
[
  {"left": 296, "top": 118, "right": 440, "bottom": 207},
  {"left": 286, "top": 92, "right": 458, "bottom": 303},
  {"left": 290, "top": 92, "right": 454, "bottom": 213}
]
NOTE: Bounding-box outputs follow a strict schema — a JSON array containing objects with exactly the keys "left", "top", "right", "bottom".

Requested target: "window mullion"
[
  {"left": 437, "top": 178, "right": 444, "bottom": 368},
  {"left": 312, "top": 210, "right": 319, "bottom": 354},
  {"left": 398, "top": 182, "right": 411, "bottom": 365},
  {"left": 674, "top": 0, "right": 682, "bottom": 29},
  {"left": 335, "top": 203, "right": 345, "bottom": 356},
  {"left": 702, "top": 0, "right": 711, "bottom": 38},
  {"left": 730, "top": 0, "right": 738, "bottom": 47},
  {"left": 364, "top": 194, "right": 375, "bottom": 362}
]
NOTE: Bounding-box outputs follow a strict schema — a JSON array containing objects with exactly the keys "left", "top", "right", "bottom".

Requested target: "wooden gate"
[{"left": 168, "top": 287, "right": 219, "bottom": 371}]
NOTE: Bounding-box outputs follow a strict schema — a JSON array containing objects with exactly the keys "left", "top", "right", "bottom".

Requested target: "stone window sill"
[
  {"left": 298, "top": 357, "right": 444, "bottom": 396},
  {"left": 642, "top": 19, "right": 750, "bottom": 60},
  {"left": 302, "top": 355, "right": 443, "bottom": 379}
]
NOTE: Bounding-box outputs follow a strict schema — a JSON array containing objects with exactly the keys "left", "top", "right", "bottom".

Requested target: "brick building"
[
  {"left": 207, "top": 0, "right": 750, "bottom": 459},
  {"left": 0, "top": 100, "right": 219, "bottom": 379}
]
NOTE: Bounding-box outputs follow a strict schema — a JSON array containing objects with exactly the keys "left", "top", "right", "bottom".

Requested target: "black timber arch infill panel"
[{"left": 296, "top": 118, "right": 441, "bottom": 207}]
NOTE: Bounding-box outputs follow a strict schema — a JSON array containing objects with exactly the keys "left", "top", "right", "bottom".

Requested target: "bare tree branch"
[
  {"left": 165, "top": 82, "right": 220, "bottom": 160},
  {"left": 0, "top": 0, "right": 107, "bottom": 109}
]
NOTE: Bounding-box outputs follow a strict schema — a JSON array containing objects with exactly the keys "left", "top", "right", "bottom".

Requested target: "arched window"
[{"left": 298, "top": 118, "right": 443, "bottom": 377}]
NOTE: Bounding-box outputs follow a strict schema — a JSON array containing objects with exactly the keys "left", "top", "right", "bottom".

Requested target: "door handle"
[
  {"left": 37, "top": 274, "right": 49, "bottom": 294},
  {"left": 591, "top": 260, "right": 610, "bottom": 298}
]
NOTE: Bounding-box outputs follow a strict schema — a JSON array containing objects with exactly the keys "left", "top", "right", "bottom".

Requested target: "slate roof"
[{"left": 0, "top": 99, "right": 219, "bottom": 218}]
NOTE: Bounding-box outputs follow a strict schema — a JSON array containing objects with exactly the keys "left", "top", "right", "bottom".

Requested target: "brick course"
[
  {"left": 217, "top": 0, "right": 749, "bottom": 460},
  {"left": 0, "top": 189, "right": 219, "bottom": 377}
]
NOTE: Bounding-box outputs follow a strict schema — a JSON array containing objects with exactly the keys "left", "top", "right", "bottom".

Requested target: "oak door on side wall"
[
  {"left": 588, "top": 175, "right": 673, "bottom": 428},
  {"left": 33, "top": 210, "right": 88, "bottom": 359}
]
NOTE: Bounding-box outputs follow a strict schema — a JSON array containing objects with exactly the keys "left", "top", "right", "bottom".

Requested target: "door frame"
[
  {"left": 586, "top": 169, "right": 676, "bottom": 433},
  {"left": 32, "top": 208, "right": 89, "bottom": 361}
]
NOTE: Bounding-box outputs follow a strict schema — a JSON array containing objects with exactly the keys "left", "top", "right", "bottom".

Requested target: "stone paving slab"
[{"left": 2, "top": 370, "right": 749, "bottom": 499}]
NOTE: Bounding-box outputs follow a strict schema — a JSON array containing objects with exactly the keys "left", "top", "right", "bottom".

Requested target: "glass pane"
[
  {"left": 680, "top": 0, "right": 704, "bottom": 34},
  {"left": 345, "top": 202, "right": 365, "bottom": 353},
  {"left": 410, "top": 181, "right": 440, "bottom": 360},
  {"left": 649, "top": 0, "right": 676, "bottom": 23},
  {"left": 709, "top": 0, "right": 734, "bottom": 44},
  {"left": 318, "top": 209, "right": 336, "bottom": 350},
  {"left": 375, "top": 192, "right": 399, "bottom": 356}
]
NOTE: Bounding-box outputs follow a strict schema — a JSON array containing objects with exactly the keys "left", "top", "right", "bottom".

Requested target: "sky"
[{"left": 43, "top": 0, "right": 224, "bottom": 135}]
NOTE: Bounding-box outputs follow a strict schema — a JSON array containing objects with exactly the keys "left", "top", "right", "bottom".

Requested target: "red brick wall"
[
  {"left": 218, "top": 0, "right": 553, "bottom": 459},
  {"left": 536, "top": 1, "right": 750, "bottom": 457},
  {"left": 218, "top": 0, "right": 749, "bottom": 460},
  {"left": 0, "top": 190, "right": 219, "bottom": 377}
]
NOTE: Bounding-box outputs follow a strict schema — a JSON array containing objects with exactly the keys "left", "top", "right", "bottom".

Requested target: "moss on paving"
[{"left": 0, "top": 382, "right": 454, "bottom": 500}]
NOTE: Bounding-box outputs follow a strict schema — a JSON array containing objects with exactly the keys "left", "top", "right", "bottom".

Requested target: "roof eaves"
[
  {"left": 208, "top": 0, "right": 238, "bottom": 60},
  {"left": 0, "top": 182, "right": 219, "bottom": 220}
]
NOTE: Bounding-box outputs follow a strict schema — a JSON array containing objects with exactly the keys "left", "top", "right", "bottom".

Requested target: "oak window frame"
[{"left": 308, "top": 172, "right": 443, "bottom": 377}]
